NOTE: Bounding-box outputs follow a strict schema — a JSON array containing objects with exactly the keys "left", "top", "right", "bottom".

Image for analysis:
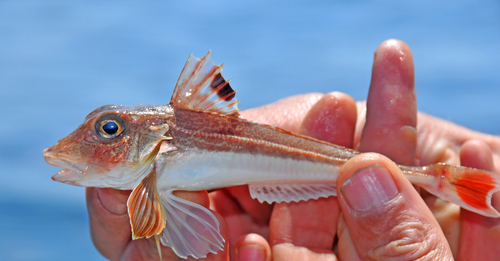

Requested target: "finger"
[
  {"left": 299, "top": 92, "right": 357, "bottom": 148},
  {"left": 233, "top": 233, "right": 271, "bottom": 261},
  {"left": 337, "top": 153, "right": 453, "bottom": 260},
  {"left": 270, "top": 199, "right": 338, "bottom": 259},
  {"left": 359, "top": 39, "right": 417, "bottom": 166},
  {"left": 86, "top": 188, "right": 132, "bottom": 260},
  {"left": 415, "top": 112, "right": 500, "bottom": 171},
  {"left": 269, "top": 93, "right": 357, "bottom": 260},
  {"left": 120, "top": 209, "right": 230, "bottom": 261},
  {"left": 223, "top": 185, "right": 273, "bottom": 224},
  {"left": 209, "top": 188, "right": 270, "bottom": 256},
  {"left": 87, "top": 187, "right": 217, "bottom": 260},
  {"left": 458, "top": 139, "right": 500, "bottom": 260},
  {"left": 336, "top": 214, "right": 360, "bottom": 261},
  {"left": 240, "top": 93, "right": 325, "bottom": 133}
]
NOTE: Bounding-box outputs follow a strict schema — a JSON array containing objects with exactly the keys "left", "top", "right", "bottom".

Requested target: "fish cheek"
[
  {"left": 84, "top": 130, "right": 99, "bottom": 143},
  {"left": 82, "top": 136, "right": 131, "bottom": 169}
]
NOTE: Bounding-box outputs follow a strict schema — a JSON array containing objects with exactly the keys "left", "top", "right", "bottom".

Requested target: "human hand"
[
  {"left": 86, "top": 39, "right": 500, "bottom": 260},
  {"left": 231, "top": 39, "right": 500, "bottom": 260},
  {"left": 86, "top": 188, "right": 233, "bottom": 260}
]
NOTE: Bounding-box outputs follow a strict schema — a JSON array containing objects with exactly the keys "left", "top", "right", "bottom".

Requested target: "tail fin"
[{"left": 404, "top": 163, "right": 500, "bottom": 217}]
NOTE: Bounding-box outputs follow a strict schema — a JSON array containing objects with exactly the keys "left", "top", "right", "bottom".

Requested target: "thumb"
[{"left": 336, "top": 153, "right": 453, "bottom": 260}]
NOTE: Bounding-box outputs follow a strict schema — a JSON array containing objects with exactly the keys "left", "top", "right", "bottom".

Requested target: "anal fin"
[
  {"left": 249, "top": 183, "right": 337, "bottom": 204},
  {"left": 127, "top": 167, "right": 166, "bottom": 240}
]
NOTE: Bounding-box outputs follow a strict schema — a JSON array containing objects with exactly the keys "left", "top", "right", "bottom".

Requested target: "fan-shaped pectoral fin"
[
  {"left": 127, "top": 167, "right": 166, "bottom": 240},
  {"left": 158, "top": 189, "right": 225, "bottom": 259}
]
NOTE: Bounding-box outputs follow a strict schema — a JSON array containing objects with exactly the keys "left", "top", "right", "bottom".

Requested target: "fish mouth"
[{"left": 44, "top": 152, "right": 89, "bottom": 186}]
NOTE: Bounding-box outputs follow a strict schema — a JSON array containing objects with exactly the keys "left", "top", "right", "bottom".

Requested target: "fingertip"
[
  {"left": 233, "top": 234, "right": 271, "bottom": 261},
  {"left": 460, "top": 139, "right": 494, "bottom": 171},
  {"left": 338, "top": 153, "right": 402, "bottom": 214},
  {"left": 374, "top": 39, "right": 414, "bottom": 75},
  {"left": 299, "top": 91, "right": 357, "bottom": 147},
  {"left": 372, "top": 39, "right": 414, "bottom": 89}
]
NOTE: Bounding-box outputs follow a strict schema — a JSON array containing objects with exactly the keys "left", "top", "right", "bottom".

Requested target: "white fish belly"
[{"left": 155, "top": 148, "right": 340, "bottom": 191}]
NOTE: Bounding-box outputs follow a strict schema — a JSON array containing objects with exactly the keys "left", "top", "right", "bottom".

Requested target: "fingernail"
[
  {"left": 97, "top": 188, "right": 128, "bottom": 215},
  {"left": 235, "top": 244, "right": 266, "bottom": 261},
  {"left": 341, "top": 165, "right": 400, "bottom": 212}
]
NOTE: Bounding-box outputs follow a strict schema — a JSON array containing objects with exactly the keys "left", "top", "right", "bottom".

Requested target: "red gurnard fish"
[{"left": 44, "top": 52, "right": 500, "bottom": 259}]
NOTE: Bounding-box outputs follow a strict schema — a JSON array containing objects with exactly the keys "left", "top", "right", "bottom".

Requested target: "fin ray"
[
  {"left": 159, "top": 190, "right": 225, "bottom": 259},
  {"left": 171, "top": 52, "right": 239, "bottom": 117},
  {"left": 127, "top": 167, "right": 166, "bottom": 240},
  {"left": 249, "top": 183, "right": 337, "bottom": 204},
  {"left": 407, "top": 163, "right": 500, "bottom": 217}
]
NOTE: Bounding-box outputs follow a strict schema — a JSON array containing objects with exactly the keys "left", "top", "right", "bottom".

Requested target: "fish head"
[{"left": 44, "top": 104, "right": 174, "bottom": 188}]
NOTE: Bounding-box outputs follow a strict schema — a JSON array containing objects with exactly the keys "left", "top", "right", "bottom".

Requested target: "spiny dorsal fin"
[
  {"left": 170, "top": 51, "right": 239, "bottom": 117},
  {"left": 127, "top": 166, "right": 166, "bottom": 240}
]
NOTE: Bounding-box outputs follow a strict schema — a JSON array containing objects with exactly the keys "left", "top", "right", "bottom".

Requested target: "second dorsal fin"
[{"left": 170, "top": 51, "right": 239, "bottom": 117}]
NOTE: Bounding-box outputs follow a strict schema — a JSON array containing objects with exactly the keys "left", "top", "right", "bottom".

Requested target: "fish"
[{"left": 44, "top": 52, "right": 500, "bottom": 259}]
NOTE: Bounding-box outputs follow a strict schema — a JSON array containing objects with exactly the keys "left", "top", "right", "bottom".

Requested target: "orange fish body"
[{"left": 45, "top": 52, "right": 500, "bottom": 259}]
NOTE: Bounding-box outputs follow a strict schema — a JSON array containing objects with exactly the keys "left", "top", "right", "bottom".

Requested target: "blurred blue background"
[{"left": 1, "top": 0, "right": 499, "bottom": 260}]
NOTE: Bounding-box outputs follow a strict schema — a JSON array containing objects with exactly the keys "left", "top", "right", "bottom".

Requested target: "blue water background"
[{"left": 1, "top": 1, "right": 499, "bottom": 260}]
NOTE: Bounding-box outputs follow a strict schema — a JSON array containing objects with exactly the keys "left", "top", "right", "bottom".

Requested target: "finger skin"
[
  {"left": 337, "top": 153, "right": 454, "bottom": 260},
  {"left": 120, "top": 210, "right": 230, "bottom": 261},
  {"left": 208, "top": 188, "right": 270, "bottom": 259},
  {"left": 336, "top": 214, "right": 360, "bottom": 261},
  {"left": 233, "top": 234, "right": 271, "bottom": 261},
  {"left": 359, "top": 39, "right": 417, "bottom": 166},
  {"left": 87, "top": 187, "right": 225, "bottom": 261},
  {"left": 337, "top": 39, "right": 422, "bottom": 260},
  {"left": 458, "top": 139, "right": 500, "bottom": 260},
  {"left": 299, "top": 92, "right": 357, "bottom": 148},
  {"left": 240, "top": 93, "right": 325, "bottom": 133},
  {"left": 86, "top": 188, "right": 132, "bottom": 260},
  {"left": 269, "top": 92, "right": 357, "bottom": 260}
]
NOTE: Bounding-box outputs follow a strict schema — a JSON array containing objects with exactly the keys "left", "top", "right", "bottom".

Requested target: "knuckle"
[{"left": 366, "top": 219, "right": 451, "bottom": 261}]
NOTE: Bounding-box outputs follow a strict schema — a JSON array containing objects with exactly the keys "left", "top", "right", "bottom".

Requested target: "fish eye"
[
  {"left": 95, "top": 114, "right": 127, "bottom": 141},
  {"left": 102, "top": 121, "right": 119, "bottom": 135}
]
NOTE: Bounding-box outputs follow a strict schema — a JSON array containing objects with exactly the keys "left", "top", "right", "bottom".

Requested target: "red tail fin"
[{"left": 407, "top": 163, "right": 500, "bottom": 217}]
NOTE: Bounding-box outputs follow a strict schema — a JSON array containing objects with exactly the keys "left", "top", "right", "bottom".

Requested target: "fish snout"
[
  {"left": 44, "top": 152, "right": 60, "bottom": 167},
  {"left": 44, "top": 150, "right": 89, "bottom": 186}
]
